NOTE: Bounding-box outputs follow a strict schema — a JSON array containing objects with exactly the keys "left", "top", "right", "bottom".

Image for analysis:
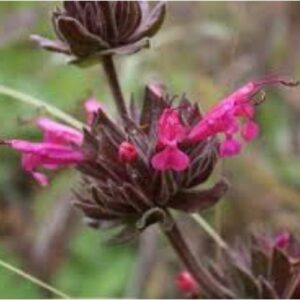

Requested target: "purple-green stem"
[
  {"left": 101, "top": 54, "right": 232, "bottom": 298},
  {"left": 162, "top": 210, "right": 233, "bottom": 298},
  {"left": 102, "top": 56, "right": 129, "bottom": 123}
]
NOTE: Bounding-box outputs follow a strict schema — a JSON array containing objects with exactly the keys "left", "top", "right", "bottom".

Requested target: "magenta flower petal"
[
  {"left": 22, "top": 152, "right": 59, "bottom": 171},
  {"left": 8, "top": 140, "right": 83, "bottom": 162},
  {"left": 151, "top": 146, "right": 190, "bottom": 171},
  {"left": 152, "top": 108, "right": 190, "bottom": 172},
  {"left": 31, "top": 172, "right": 49, "bottom": 186},
  {"left": 21, "top": 154, "right": 50, "bottom": 186},
  {"left": 188, "top": 77, "right": 297, "bottom": 143},
  {"left": 274, "top": 231, "right": 290, "bottom": 249},
  {"left": 84, "top": 98, "right": 103, "bottom": 125},
  {"left": 241, "top": 121, "right": 259, "bottom": 142},
  {"left": 234, "top": 103, "right": 255, "bottom": 118},
  {"left": 157, "top": 108, "right": 186, "bottom": 146},
  {"left": 219, "top": 138, "right": 241, "bottom": 157},
  {"left": 5, "top": 139, "right": 84, "bottom": 185},
  {"left": 36, "top": 117, "right": 83, "bottom": 145}
]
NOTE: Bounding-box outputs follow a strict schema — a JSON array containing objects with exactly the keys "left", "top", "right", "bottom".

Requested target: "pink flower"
[
  {"left": 151, "top": 145, "right": 190, "bottom": 171},
  {"left": 241, "top": 121, "right": 259, "bottom": 142},
  {"left": 151, "top": 108, "right": 189, "bottom": 171},
  {"left": 1, "top": 98, "right": 102, "bottom": 186},
  {"left": 274, "top": 231, "right": 290, "bottom": 249},
  {"left": 176, "top": 271, "right": 198, "bottom": 296},
  {"left": 2, "top": 140, "right": 84, "bottom": 186},
  {"left": 118, "top": 141, "right": 137, "bottom": 163},
  {"left": 36, "top": 117, "right": 83, "bottom": 145},
  {"left": 157, "top": 108, "right": 186, "bottom": 146},
  {"left": 219, "top": 137, "right": 241, "bottom": 157},
  {"left": 188, "top": 77, "right": 298, "bottom": 157},
  {"left": 84, "top": 97, "right": 103, "bottom": 125}
]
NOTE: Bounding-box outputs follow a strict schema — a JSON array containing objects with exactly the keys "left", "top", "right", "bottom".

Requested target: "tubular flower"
[
  {"left": 84, "top": 98, "right": 103, "bottom": 125},
  {"left": 36, "top": 117, "right": 83, "bottom": 145},
  {"left": 31, "top": 1, "right": 166, "bottom": 65},
  {"left": 75, "top": 84, "right": 228, "bottom": 242},
  {"left": 1, "top": 98, "right": 101, "bottom": 186},
  {"left": 151, "top": 108, "right": 189, "bottom": 171},
  {"left": 188, "top": 77, "right": 299, "bottom": 157},
  {"left": 5, "top": 140, "right": 84, "bottom": 186}
]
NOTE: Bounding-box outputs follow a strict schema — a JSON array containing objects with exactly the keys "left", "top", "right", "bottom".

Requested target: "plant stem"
[
  {"left": 0, "top": 85, "right": 84, "bottom": 130},
  {"left": 192, "top": 213, "right": 229, "bottom": 251},
  {"left": 0, "top": 258, "right": 70, "bottom": 299},
  {"left": 161, "top": 210, "right": 233, "bottom": 298},
  {"left": 102, "top": 56, "right": 128, "bottom": 123}
]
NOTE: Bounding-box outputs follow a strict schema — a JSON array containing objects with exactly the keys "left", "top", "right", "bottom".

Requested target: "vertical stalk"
[
  {"left": 161, "top": 210, "right": 233, "bottom": 299},
  {"left": 102, "top": 55, "right": 129, "bottom": 123}
]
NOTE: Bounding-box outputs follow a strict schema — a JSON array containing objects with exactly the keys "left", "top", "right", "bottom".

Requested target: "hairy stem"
[
  {"left": 0, "top": 85, "right": 84, "bottom": 130},
  {"left": 102, "top": 56, "right": 128, "bottom": 123},
  {"left": 0, "top": 258, "right": 70, "bottom": 298},
  {"left": 161, "top": 210, "right": 233, "bottom": 298},
  {"left": 192, "top": 213, "right": 229, "bottom": 251}
]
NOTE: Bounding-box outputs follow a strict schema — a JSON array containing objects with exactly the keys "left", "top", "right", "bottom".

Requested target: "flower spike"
[{"left": 188, "top": 77, "right": 299, "bottom": 158}]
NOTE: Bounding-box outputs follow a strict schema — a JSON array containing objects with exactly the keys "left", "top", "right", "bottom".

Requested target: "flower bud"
[
  {"left": 118, "top": 141, "right": 137, "bottom": 163},
  {"left": 176, "top": 271, "right": 198, "bottom": 296},
  {"left": 219, "top": 138, "right": 241, "bottom": 157},
  {"left": 274, "top": 231, "right": 290, "bottom": 249},
  {"left": 241, "top": 121, "right": 259, "bottom": 142},
  {"left": 84, "top": 98, "right": 103, "bottom": 125},
  {"left": 31, "top": 1, "right": 166, "bottom": 66}
]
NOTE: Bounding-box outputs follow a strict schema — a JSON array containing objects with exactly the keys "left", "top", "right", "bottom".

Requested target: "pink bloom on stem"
[
  {"left": 274, "top": 231, "right": 291, "bottom": 249},
  {"left": 151, "top": 145, "right": 190, "bottom": 171},
  {"left": 149, "top": 82, "right": 163, "bottom": 98},
  {"left": 84, "top": 97, "right": 103, "bottom": 125},
  {"left": 118, "top": 141, "right": 137, "bottom": 163},
  {"left": 241, "top": 121, "right": 259, "bottom": 142},
  {"left": 151, "top": 108, "right": 190, "bottom": 171},
  {"left": 188, "top": 77, "right": 298, "bottom": 158},
  {"left": 2, "top": 140, "right": 84, "bottom": 186},
  {"left": 36, "top": 117, "right": 83, "bottom": 145},
  {"left": 176, "top": 271, "right": 199, "bottom": 296},
  {"left": 157, "top": 108, "right": 186, "bottom": 146},
  {"left": 219, "top": 137, "right": 241, "bottom": 157},
  {"left": 1, "top": 97, "right": 103, "bottom": 186}
]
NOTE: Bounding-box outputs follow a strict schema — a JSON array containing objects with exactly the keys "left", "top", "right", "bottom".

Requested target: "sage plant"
[{"left": 1, "top": 1, "right": 299, "bottom": 298}]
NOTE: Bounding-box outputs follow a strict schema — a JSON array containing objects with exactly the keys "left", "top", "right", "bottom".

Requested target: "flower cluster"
[
  {"left": 151, "top": 108, "right": 189, "bottom": 171},
  {"left": 1, "top": 98, "right": 101, "bottom": 186},
  {"left": 195, "top": 231, "right": 300, "bottom": 299},
  {"left": 187, "top": 77, "right": 299, "bottom": 158},
  {"left": 75, "top": 84, "right": 226, "bottom": 238},
  {"left": 1, "top": 77, "right": 297, "bottom": 241},
  {"left": 2, "top": 1, "right": 299, "bottom": 246},
  {"left": 150, "top": 77, "right": 298, "bottom": 174}
]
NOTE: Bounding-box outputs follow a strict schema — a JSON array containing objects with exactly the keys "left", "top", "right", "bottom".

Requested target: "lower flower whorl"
[{"left": 75, "top": 84, "right": 227, "bottom": 241}]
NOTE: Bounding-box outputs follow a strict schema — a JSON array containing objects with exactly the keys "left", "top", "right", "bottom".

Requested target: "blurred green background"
[{"left": 0, "top": 1, "right": 300, "bottom": 298}]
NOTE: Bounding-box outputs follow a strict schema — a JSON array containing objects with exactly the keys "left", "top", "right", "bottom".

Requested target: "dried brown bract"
[{"left": 31, "top": 1, "right": 166, "bottom": 66}]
